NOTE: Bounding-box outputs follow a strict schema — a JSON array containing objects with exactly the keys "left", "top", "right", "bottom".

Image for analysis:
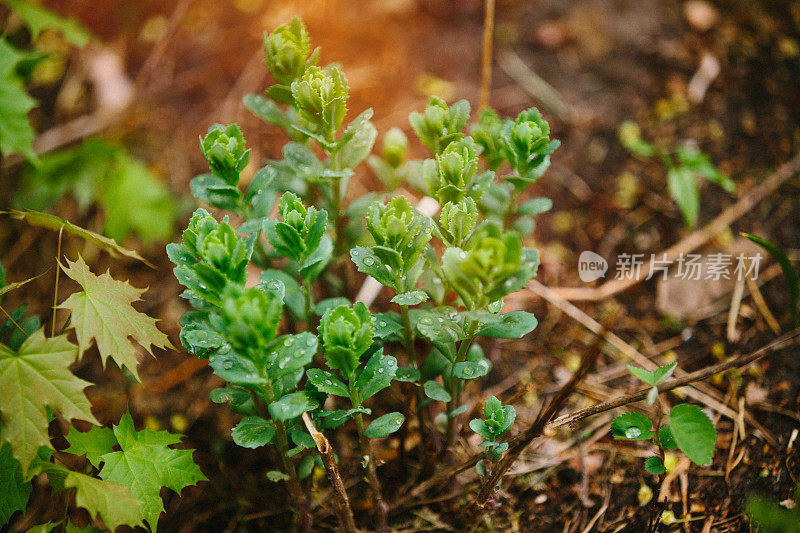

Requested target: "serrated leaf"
[
  {"left": 644, "top": 456, "right": 666, "bottom": 475},
  {"left": 0, "top": 329, "right": 97, "bottom": 473},
  {"left": 627, "top": 362, "right": 678, "bottom": 387},
  {"left": 669, "top": 404, "right": 716, "bottom": 466},
  {"left": 350, "top": 246, "right": 396, "bottom": 289},
  {"left": 65, "top": 425, "right": 116, "bottom": 469},
  {"left": 36, "top": 463, "right": 144, "bottom": 531},
  {"left": 516, "top": 197, "right": 553, "bottom": 216},
  {"left": 59, "top": 255, "right": 171, "bottom": 380},
  {"left": 6, "top": 209, "right": 153, "bottom": 266},
  {"left": 354, "top": 352, "right": 398, "bottom": 400},
  {"left": 269, "top": 333, "right": 317, "bottom": 377},
  {"left": 98, "top": 412, "right": 206, "bottom": 532},
  {"left": 268, "top": 392, "right": 318, "bottom": 422},
  {"left": 610, "top": 412, "right": 653, "bottom": 441},
  {"left": 658, "top": 424, "right": 677, "bottom": 450},
  {"left": 2, "top": 0, "right": 90, "bottom": 45},
  {"left": 391, "top": 290, "right": 429, "bottom": 306},
  {"left": 423, "top": 380, "right": 451, "bottom": 402},
  {"left": 0, "top": 441, "right": 31, "bottom": 527},
  {"left": 363, "top": 412, "right": 404, "bottom": 438},
  {"left": 231, "top": 417, "right": 275, "bottom": 449},
  {"left": 306, "top": 368, "right": 349, "bottom": 397},
  {"left": 477, "top": 311, "right": 538, "bottom": 339}
]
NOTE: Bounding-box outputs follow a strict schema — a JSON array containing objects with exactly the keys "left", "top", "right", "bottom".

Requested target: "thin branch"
[
  {"left": 478, "top": 0, "right": 495, "bottom": 111},
  {"left": 547, "top": 329, "right": 800, "bottom": 431},
  {"left": 473, "top": 335, "right": 602, "bottom": 508},
  {"left": 301, "top": 413, "right": 358, "bottom": 533}
]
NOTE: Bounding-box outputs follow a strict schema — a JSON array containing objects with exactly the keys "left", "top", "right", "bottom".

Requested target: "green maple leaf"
[
  {"left": 0, "top": 37, "right": 37, "bottom": 162},
  {"left": 65, "top": 425, "right": 117, "bottom": 469},
  {"left": 98, "top": 412, "right": 206, "bottom": 532},
  {"left": 0, "top": 441, "right": 31, "bottom": 527},
  {"left": 59, "top": 255, "right": 172, "bottom": 380},
  {"left": 35, "top": 462, "right": 144, "bottom": 531},
  {"left": 0, "top": 328, "right": 97, "bottom": 473}
]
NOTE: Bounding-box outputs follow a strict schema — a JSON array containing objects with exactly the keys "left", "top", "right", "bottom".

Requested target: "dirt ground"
[{"left": 3, "top": 0, "right": 800, "bottom": 531}]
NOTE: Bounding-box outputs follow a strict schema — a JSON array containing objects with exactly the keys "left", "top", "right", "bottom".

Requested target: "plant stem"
[
  {"left": 257, "top": 384, "right": 312, "bottom": 532},
  {"left": 443, "top": 320, "right": 478, "bottom": 459},
  {"left": 302, "top": 277, "right": 314, "bottom": 330},
  {"left": 301, "top": 413, "right": 357, "bottom": 533},
  {"left": 274, "top": 417, "right": 313, "bottom": 533},
  {"left": 478, "top": 0, "right": 496, "bottom": 111},
  {"left": 503, "top": 188, "right": 520, "bottom": 231},
  {"left": 329, "top": 152, "right": 346, "bottom": 259},
  {"left": 401, "top": 303, "right": 436, "bottom": 473},
  {"left": 51, "top": 226, "right": 63, "bottom": 337},
  {"left": 353, "top": 411, "right": 388, "bottom": 531}
]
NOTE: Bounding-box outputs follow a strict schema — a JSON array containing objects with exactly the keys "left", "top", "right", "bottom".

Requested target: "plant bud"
[
  {"left": 200, "top": 124, "right": 250, "bottom": 186},
  {"left": 263, "top": 16, "right": 317, "bottom": 86},
  {"left": 220, "top": 285, "right": 283, "bottom": 361},
  {"left": 382, "top": 127, "right": 408, "bottom": 168},
  {"left": 291, "top": 66, "right": 349, "bottom": 140},
  {"left": 319, "top": 303, "right": 374, "bottom": 377},
  {"left": 440, "top": 198, "right": 478, "bottom": 245}
]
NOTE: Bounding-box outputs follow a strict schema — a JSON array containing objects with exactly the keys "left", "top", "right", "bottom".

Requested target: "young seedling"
[
  {"left": 311, "top": 302, "right": 403, "bottom": 530},
  {"left": 611, "top": 362, "right": 717, "bottom": 478},
  {"left": 618, "top": 120, "right": 735, "bottom": 228},
  {"left": 742, "top": 233, "right": 799, "bottom": 327},
  {"left": 470, "top": 396, "right": 515, "bottom": 479}
]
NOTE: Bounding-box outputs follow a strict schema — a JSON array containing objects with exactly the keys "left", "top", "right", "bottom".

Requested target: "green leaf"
[
  {"left": 469, "top": 418, "right": 492, "bottom": 439},
  {"left": 667, "top": 166, "right": 699, "bottom": 228},
  {"left": 266, "top": 470, "right": 290, "bottom": 482},
  {"left": 0, "top": 273, "right": 38, "bottom": 299},
  {"left": 268, "top": 392, "right": 318, "bottom": 422},
  {"left": 269, "top": 333, "right": 317, "bottom": 376},
  {"left": 394, "top": 366, "right": 421, "bottom": 383},
  {"left": 742, "top": 233, "right": 799, "bottom": 327},
  {"left": 676, "top": 146, "right": 735, "bottom": 193},
  {"left": 423, "top": 380, "right": 451, "bottom": 402},
  {"left": 26, "top": 522, "right": 60, "bottom": 533},
  {"left": 452, "top": 359, "right": 490, "bottom": 380},
  {"left": 0, "top": 37, "right": 37, "bottom": 162},
  {"left": 231, "top": 417, "right": 275, "bottom": 448},
  {"left": 2, "top": 0, "right": 91, "bottom": 46},
  {"left": 306, "top": 368, "right": 349, "bottom": 397},
  {"left": 260, "top": 269, "right": 305, "bottom": 320},
  {"left": 0, "top": 329, "right": 97, "bottom": 473},
  {"left": 610, "top": 412, "right": 653, "bottom": 441},
  {"left": 243, "top": 94, "right": 293, "bottom": 131},
  {"left": 0, "top": 441, "right": 31, "bottom": 527},
  {"left": 626, "top": 362, "right": 678, "bottom": 387},
  {"left": 6, "top": 209, "right": 154, "bottom": 266},
  {"left": 363, "top": 412, "right": 404, "bottom": 438},
  {"left": 338, "top": 117, "right": 377, "bottom": 168},
  {"left": 644, "top": 456, "right": 666, "bottom": 475},
  {"left": 355, "top": 351, "right": 398, "bottom": 400},
  {"left": 371, "top": 312, "right": 404, "bottom": 342},
  {"left": 65, "top": 425, "right": 116, "bottom": 469},
  {"left": 658, "top": 424, "right": 677, "bottom": 450},
  {"left": 669, "top": 404, "right": 716, "bottom": 466},
  {"left": 516, "top": 197, "right": 553, "bottom": 216},
  {"left": 36, "top": 463, "right": 144, "bottom": 531},
  {"left": 350, "top": 246, "right": 396, "bottom": 289},
  {"left": 190, "top": 174, "right": 242, "bottom": 212},
  {"left": 448, "top": 404, "right": 469, "bottom": 418},
  {"left": 98, "top": 412, "right": 206, "bottom": 532},
  {"left": 97, "top": 150, "right": 175, "bottom": 243},
  {"left": 477, "top": 311, "right": 538, "bottom": 339},
  {"left": 391, "top": 290, "right": 429, "bottom": 306},
  {"left": 59, "top": 255, "right": 172, "bottom": 380}
]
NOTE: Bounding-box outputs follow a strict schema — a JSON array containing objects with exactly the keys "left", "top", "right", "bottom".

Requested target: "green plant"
[
  {"left": 742, "top": 233, "right": 800, "bottom": 328},
  {"left": 171, "top": 16, "right": 557, "bottom": 531},
  {"left": 0, "top": 0, "right": 90, "bottom": 162},
  {"left": 747, "top": 482, "right": 800, "bottom": 533},
  {"left": 618, "top": 120, "right": 735, "bottom": 228},
  {"left": 610, "top": 362, "right": 717, "bottom": 477},
  {"left": 0, "top": 214, "right": 204, "bottom": 531},
  {"left": 470, "top": 396, "right": 515, "bottom": 477}
]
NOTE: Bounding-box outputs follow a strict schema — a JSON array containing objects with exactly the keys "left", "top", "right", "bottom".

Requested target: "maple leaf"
[
  {"left": 0, "top": 441, "right": 31, "bottom": 527},
  {"left": 58, "top": 255, "right": 172, "bottom": 380},
  {"left": 35, "top": 462, "right": 144, "bottom": 531},
  {"left": 98, "top": 412, "right": 206, "bottom": 532},
  {"left": 0, "top": 329, "right": 97, "bottom": 473}
]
